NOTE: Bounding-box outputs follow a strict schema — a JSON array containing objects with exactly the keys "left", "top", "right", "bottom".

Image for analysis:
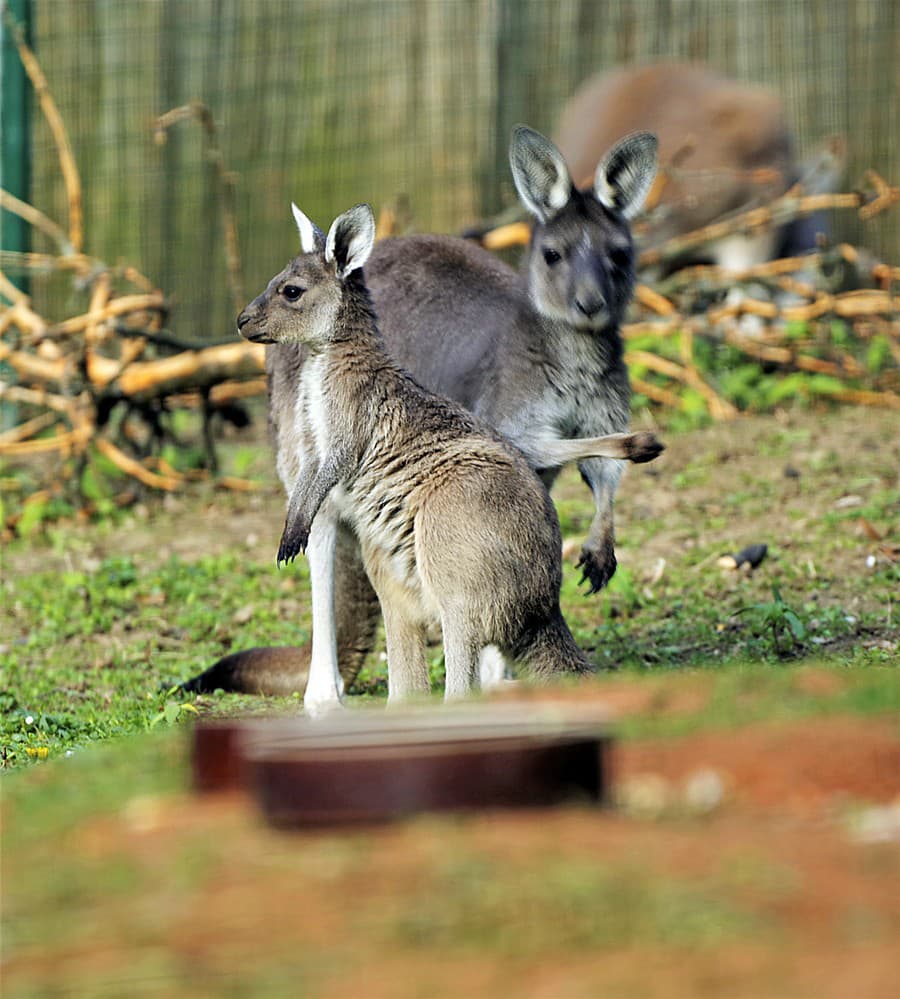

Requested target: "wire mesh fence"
[{"left": 6, "top": 0, "right": 900, "bottom": 340}]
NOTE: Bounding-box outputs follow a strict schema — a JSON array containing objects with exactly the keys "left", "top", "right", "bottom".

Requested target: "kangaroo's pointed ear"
[
  {"left": 291, "top": 202, "right": 325, "bottom": 253},
  {"left": 509, "top": 125, "right": 574, "bottom": 223},
  {"left": 594, "top": 132, "right": 658, "bottom": 221},
  {"left": 325, "top": 204, "right": 376, "bottom": 278}
]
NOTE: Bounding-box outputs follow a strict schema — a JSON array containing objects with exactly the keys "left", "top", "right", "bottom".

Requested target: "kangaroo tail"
[
  {"left": 180, "top": 645, "right": 310, "bottom": 696},
  {"left": 530, "top": 431, "right": 664, "bottom": 467},
  {"left": 514, "top": 614, "right": 594, "bottom": 680}
]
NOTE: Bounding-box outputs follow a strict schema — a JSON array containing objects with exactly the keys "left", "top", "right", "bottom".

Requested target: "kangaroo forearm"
[{"left": 279, "top": 455, "right": 345, "bottom": 564}]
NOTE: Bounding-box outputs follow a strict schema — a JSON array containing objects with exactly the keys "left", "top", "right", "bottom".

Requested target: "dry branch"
[
  {"left": 94, "top": 437, "right": 181, "bottom": 491},
  {"left": 167, "top": 377, "right": 269, "bottom": 411},
  {"left": 3, "top": 6, "right": 82, "bottom": 252},
  {"left": 0, "top": 384, "right": 83, "bottom": 415},
  {"left": 0, "top": 425, "right": 92, "bottom": 457},
  {"left": 0, "top": 411, "right": 59, "bottom": 446},
  {"left": 49, "top": 293, "right": 167, "bottom": 338},
  {"left": 0, "top": 188, "right": 72, "bottom": 253},
  {"left": 3, "top": 11, "right": 897, "bottom": 517},
  {"left": 113, "top": 342, "right": 265, "bottom": 400},
  {"left": 637, "top": 180, "right": 898, "bottom": 271},
  {"left": 0, "top": 341, "right": 67, "bottom": 384},
  {"left": 154, "top": 101, "right": 245, "bottom": 312},
  {"left": 0, "top": 94, "right": 267, "bottom": 497}
]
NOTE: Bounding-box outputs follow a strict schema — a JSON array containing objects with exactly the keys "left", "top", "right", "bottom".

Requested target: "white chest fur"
[{"left": 297, "top": 354, "right": 332, "bottom": 463}]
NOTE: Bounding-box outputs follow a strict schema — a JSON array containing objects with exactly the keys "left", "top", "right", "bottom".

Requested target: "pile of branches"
[
  {"left": 2, "top": 7, "right": 898, "bottom": 518},
  {"left": 1, "top": 17, "right": 265, "bottom": 502}
]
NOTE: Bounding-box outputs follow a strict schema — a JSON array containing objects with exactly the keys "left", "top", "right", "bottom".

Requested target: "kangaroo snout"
[
  {"left": 236, "top": 306, "right": 273, "bottom": 343},
  {"left": 574, "top": 291, "right": 606, "bottom": 318}
]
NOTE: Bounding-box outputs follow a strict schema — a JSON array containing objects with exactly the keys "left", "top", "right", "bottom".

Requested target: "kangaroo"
[
  {"left": 182, "top": 125, "right": 659, "bottom": 703},
  {"left": 555, "top": 62, "right": 839, "bottom": 271},
  {"left": 239, "top": 202, "right": 662, "bottom": 702}
]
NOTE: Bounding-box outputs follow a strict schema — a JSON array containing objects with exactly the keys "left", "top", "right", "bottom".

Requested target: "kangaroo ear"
[
  {"left": 325, "top": 204, "right": 376, "bottom": 278},
  {"left": 291, "top": 202, "right": 325, "bottom": 253},
  {"left": 594, "top": 132, "right": 658, "bottom": 221},
  {"left": 509, "top": 125, "right": 574, "bottom": 223}
]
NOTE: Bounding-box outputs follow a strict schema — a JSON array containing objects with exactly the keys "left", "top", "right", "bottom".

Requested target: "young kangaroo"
[
  {"left": 183, "top": 126, "right": 658, "bottom": 702},
  {"left": 240, "top": 203, "right": 662, "bottom": 702}
]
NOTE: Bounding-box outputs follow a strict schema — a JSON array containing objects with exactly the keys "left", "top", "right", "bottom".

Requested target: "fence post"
[
  {"left": 1, "top": 0, "right": 32, "bottom": 430},
  {"left": 1, "top": 0, "right": 32, "bottom": 293}
]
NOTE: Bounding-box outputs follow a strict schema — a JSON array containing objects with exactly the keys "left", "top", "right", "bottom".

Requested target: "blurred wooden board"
[{"left": 191, "top": 703, "right": 611, "bottom": 827}]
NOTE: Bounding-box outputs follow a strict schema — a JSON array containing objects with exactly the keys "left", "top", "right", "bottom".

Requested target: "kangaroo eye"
[
  {"left": 609, "top": 248, "right": 631, "bottom": 271},
  {"left": 282, "top": 285, "right": 303, "bottom": 302},
  {"left": 542, "top": 247, "right": 562, "bottom": 266}
]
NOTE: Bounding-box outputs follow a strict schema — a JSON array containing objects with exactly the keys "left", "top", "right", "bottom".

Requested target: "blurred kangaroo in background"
[
  {"left": 555, "top": 62, "right": 842, "bottom": 272},
  {"left": 236, "top": 203, "right": 662, "bottom": 704},
  {"left": 182, "top": 125, "right": 659, "bottom": 705}
]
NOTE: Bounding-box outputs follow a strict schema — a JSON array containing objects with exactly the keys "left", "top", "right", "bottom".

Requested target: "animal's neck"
[
  {"left": 340, "top": 272, "right": 379, "bottom": 331},
  {"left": 539, "top": 312, "right": 623, "bottom": 377},
  {"left": 312, "top": 279, "right": 408, "bottom": 408}
]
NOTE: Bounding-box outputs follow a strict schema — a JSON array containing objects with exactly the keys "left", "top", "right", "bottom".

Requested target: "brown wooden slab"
[{"left": 191, "top": 703, "right": 611, "bottom": 827}]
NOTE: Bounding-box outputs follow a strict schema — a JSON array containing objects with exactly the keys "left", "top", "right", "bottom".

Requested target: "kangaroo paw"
[
  {"left": 577, "top": 545, "right": 617, "bottom": 595},
  {"left": 277, "top": 521, "right": 309, "bottom": 566},
  {"left": 626, "top": 431, "right": 665, "bottom": 464}
]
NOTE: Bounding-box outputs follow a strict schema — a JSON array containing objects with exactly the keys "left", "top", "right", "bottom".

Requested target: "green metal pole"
[
  {"left": 1, "top": 0, "right": 32, "bottom": 429},
  {"left": 1, "top": 0, "right": 33, "bottom": 296}
]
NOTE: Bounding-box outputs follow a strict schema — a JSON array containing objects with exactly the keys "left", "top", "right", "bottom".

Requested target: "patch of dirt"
[
  {"left": 5, "top": 407, "right": 898, "bottom": 995},
  {"left": 6, "top": 712, "right": 899, "bottom": 998},
  {"left": 617, "top": 715, "right": 900, "bottom": 817}
]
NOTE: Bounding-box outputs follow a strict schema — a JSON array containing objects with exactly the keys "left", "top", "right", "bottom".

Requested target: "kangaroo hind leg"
[
  {"left": 441, "top": 613, "right": 483, "bottom": 700},
  {"left": 381, "top": 598, "right": 430, "bottom": 704},
  {"left": 333, "top": 520, "right": 381, "bottom": 690},
  {"left": 514, "top": 613, "right": 593, "bottom": 681},
  {"left": 303, "top": 507, "right": 345, "bottom": 717}
]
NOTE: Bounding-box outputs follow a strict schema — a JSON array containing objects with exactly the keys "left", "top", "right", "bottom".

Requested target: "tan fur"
[
  {"left": 238, "top": 205, "right": 663, "bottom": 699},
  {"left": 185, "top": 128, "right": 663, "bottom": 699}
]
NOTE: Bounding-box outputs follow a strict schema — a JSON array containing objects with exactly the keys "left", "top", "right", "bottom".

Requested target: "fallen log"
[{"left": 112, "top": 341, "right": 265, "bottom": 401}]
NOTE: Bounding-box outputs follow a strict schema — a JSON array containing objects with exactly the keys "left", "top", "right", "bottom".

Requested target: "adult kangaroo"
[
  {"left": 182, "top": 126, "right": 659, "bottom": 706},
  {"left": 239, "top": 203, "right": 662, "bottom": 702},
  {"left": 555, "top": 62, "right": 837, "bottom": 270}
]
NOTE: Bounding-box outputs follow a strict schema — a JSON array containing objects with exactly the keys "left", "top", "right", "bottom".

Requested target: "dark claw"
[
  {"left": 277, "top": 523, "right": 308, "bottom": 567},
  {"left": 577, "top": 546, "right": 617, "bottom": 595}
]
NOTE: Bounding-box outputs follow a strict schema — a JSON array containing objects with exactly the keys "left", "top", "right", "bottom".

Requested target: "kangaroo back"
[{"left": 365, "top": 128, "right": 657, "bottom": 462}]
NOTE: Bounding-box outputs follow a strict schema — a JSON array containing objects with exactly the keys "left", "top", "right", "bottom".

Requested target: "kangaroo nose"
[
  {"left": 575, "top": 293, "right": 605, "bottom": 318},
  {"left": 237, "top": 310, "right": 251, "bottom": 329}
]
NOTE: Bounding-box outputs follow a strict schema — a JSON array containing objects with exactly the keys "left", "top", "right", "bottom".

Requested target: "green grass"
[
  {"left": 2, "top": 406, "right": 898, "bottom": 769},
  {"left": 2, "top": 412, "right": 896, "bottom": 996},
  {"left": 386, "top": 854, "right": 768, "bottom": 952},
  {"left": 2, "top": 542, "right": 895, "bottom": 767},
  {"left": 0, "top": 551, "right": 312, "bottom": 766}
]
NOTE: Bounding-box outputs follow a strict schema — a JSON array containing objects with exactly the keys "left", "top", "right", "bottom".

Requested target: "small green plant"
[
  {"left": 149, "top": 688, "right": 200, "bottom": 729},
  {"left": 733, "top": 586, "right": 807, "bottom": 655}
]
